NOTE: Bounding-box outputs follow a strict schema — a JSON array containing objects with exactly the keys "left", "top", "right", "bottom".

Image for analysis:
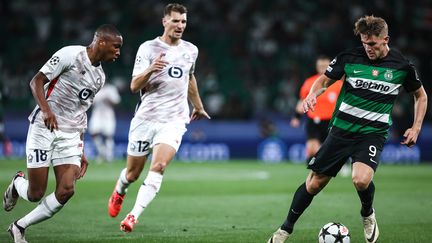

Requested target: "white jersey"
[
  {"left": 88, "top": 83, "right": 121, "bottom": 136},
  {"left": 28, "top": 45, "right": 105, "bottom": 132},
  {"left": 132, "top": 37, "right": 198, "bottom": 124}
]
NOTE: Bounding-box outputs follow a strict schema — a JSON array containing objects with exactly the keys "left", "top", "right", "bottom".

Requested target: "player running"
[
  {"left": 108, "top": 3, "right": 210, "bottom": 233},
  {"left": 268, "top": 15, "right": 427, "bottom": 243},
  {"left": 3, "top": 24, "right": 122, "bottom": 243}
]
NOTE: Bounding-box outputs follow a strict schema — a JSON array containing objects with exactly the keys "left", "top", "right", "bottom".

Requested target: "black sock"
[
  {"left": 281, "top": 183, "right": 315, "bottom": 234},
  {"left": 357, "top": 181, "right": 375, "bottom": 217}
]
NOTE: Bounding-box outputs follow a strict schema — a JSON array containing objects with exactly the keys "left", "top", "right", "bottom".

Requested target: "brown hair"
[
  {"left": 354, "top": 15, "right": 388, "bottom": 37},
  {"left": 164, "top": 3, "right": 187, "bottom": 16}
]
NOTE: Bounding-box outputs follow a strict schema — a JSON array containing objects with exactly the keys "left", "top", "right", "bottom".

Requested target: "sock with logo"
[{"left": 281, "top": 182, "right": 315, "bottom": 233}]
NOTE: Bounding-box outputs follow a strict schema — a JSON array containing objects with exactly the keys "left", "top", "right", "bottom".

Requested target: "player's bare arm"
[
  {"left": 302, "top": 74, "right": 336, "bottom": 113},
  {"left": 29, "top": 72, "right": 58, "bottom": 132},
  {"left": 130, "top": 53, "right": 168, "bottom": 93},
  {"left": 78, "top": 132, "right": 88, "bottom": 179},
  {"left": 188, "top": 74, "right": 210, "bottom": 121},
  {"left": 401, "top": 86, "right": 428, "bottom": 147}
]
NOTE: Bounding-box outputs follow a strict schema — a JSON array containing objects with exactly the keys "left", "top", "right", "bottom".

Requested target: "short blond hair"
[{"left": 354, "top": 15, "right": 388, "bottom": 37}]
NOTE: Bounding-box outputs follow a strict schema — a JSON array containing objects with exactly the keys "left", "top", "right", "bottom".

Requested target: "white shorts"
[
  {"left": 127, "top": 118, "right": 187, "bottom": 157},
  {"left": 88, "top": 115, "right": 116, "bottom": 136},
  {"left": 26, "top": 124, "right": 83, "bottom": 168}
]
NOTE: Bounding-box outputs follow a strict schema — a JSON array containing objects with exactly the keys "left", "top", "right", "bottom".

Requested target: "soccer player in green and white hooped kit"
[{"left": 268, "top": 15, "right": 428, "bottom": 243}]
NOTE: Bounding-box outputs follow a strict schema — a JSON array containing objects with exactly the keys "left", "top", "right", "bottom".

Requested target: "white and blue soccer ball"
[{"left": 318, "top": 222, "right": 351, "bottom": 243}]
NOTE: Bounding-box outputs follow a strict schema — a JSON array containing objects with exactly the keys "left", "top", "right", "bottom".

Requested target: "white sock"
[
  {"left": 130, "top": 171, "right": 163, "bottom": 219},
  {"left": 14, "top": 176, "right": 29, "bottom": 201},
  {"left": 93, "top": 136, "right": 106, "bottom": 160},
  {"left": 116, "top": 168, "right": 130, "bottom": 195},
  {"left": 17, "top": 193, "right": 63, "bottom": 228},
  {"left": 105, "top": 137, "right": 114, "bottom": 162}
]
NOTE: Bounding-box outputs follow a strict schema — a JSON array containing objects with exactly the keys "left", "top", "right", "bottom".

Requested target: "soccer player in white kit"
[
  {"left": 108, "top": 3, "right": 210, "bottom": 233},
  {"left": 3, "top": 24, "right": 123, "bottom": 243},
  {"left": 88, "top": 83, "right": 121, "bottom": 162}
]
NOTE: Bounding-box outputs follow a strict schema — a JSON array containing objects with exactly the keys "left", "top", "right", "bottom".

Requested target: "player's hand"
[
  {"left": 42, "top": 109, "right": 58, "bottom": 132},
  {"left": 150, "top": 53, "right": 168, "bottom": 73},
  {"left": 401, "top": 127, "right": 420, "bottom": 147},
  {"left": 190, "top": 108, "right": 211, "bottom": 121},
  {"left": 78, "top": 155, "right": 89, "bottom": 179},
  {"left": 302, "top": 94, "right": 317, "bottom": 113}
]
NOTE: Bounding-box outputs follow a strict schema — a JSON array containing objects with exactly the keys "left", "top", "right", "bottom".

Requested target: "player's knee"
[
  {"left": 352, "top": 176, "right": 369, "bottom": 191},
  {"left": 306, "top": 180, "right": 325, "bottom": 194},
  {"left": 28, "top": 190, "right": 45, "bottom": 202},
  {"left": 56, "top": 185, "right": 75, "bottom": 204},
  {"left": 151, "top": 162, "right": 167, "bottom": 173},
  {"left": 126, "top": 170, "right": 140, "bottom": 182}
]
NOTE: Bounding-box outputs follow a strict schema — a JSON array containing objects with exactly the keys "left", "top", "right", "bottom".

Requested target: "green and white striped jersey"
[{"left": 325, "top": 47, "right": 422, "bottom": 139}]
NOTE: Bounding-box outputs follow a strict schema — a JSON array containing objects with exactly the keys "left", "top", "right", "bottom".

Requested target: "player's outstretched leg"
[
  {"left": 362, "top": 209, "right": 379, "bottom": 243},
  {"left": 267, "top": 228, "right": 290, "bottom": 243},
  {"left": 120, "top": 214, "right": 137, "bottom": 233},
  {"left": 3, "top": 171, "right": 25, "bottom": 211},
  {"left": 7, "top": 221, "right": 27, "bottom": 243}
]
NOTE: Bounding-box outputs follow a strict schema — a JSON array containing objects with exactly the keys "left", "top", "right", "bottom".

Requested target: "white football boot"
[
  {"left": 8, "top": 221, "right": 27, "bottom": 243},
  {"left": 3, "top": 171, "right": 25, "bottom": 211},
  {"left": 267, "top": 228, "right": 290, "bottom": 243},
  {"left": 362, "top": 209, "right": 379, "bottom": 243}
]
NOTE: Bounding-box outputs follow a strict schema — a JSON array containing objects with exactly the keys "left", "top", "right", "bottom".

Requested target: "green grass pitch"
[{"left": 1, "top": 159, "right": 431, "bottom": 242}]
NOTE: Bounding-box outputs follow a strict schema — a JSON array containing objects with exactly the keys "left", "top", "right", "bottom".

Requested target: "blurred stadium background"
[
  {"left": 1, "top": 0, "right": 432, "bottom": 162},
  {"left": 1, "top": 1, "right": 432, "bottom": 243}
]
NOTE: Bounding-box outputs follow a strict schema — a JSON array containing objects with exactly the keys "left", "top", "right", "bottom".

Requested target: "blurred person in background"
[
  {"left": 268, "top": 15, "right": 427, "bottom": 243},
  {"left": 0, "top": 83, "right": 13, "bottom": 157},
  {"left": 88, "top": 82, "right": 121, "bottom": 163},
  {"left": 290, "top": 56, "right": 343, "bottom": 165},
  {"left": 3, "top": 24, "right": 123, "bottom": 243},
  {"left": 108, "top": 3, "right": 210, "bottom": 233}
]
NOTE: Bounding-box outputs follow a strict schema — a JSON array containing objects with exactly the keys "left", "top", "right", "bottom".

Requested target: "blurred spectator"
[{"left": 88, "top": 83, "right": 121, "bottom": 162}]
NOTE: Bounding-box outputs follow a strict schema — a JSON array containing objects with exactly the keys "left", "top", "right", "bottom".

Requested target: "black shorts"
[
  {"left": 305, "top": 118, "right": 330, "bottom": 143},
  {"left": 307, "top": 133, "right": 386, "bottom": 177}
]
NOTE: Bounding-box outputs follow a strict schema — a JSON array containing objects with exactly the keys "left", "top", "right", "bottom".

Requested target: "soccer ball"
[{"left": 318, "top": 222, "right": 351, "bottom": 243}]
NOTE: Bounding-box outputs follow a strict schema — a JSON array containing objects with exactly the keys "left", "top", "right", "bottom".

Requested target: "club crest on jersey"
[
  {"left": 372, "top": 69, "right": 379, "bottom": 77},
  {"left": 384, "top": 70, "right": 393, "bottom": 81},
  {"left": 49, "top": 56, "right": 60, "bottom": 65}
]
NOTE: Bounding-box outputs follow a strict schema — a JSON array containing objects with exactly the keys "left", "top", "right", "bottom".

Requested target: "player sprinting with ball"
[{"left": 268, "top": 15, "right": 427, "bottom": 243}]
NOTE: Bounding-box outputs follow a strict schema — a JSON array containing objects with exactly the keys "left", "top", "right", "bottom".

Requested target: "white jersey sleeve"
[
  {"left": 40, "top": 47, "right": 75, "bottom": 80},
  {"left": 132, "top": 42, "right": 152, "bottom": 77}
]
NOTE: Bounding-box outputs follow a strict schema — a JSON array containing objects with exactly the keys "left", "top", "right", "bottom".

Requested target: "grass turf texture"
[{"left": 0, "top": 159, "right": 431, "bottom": 242}]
